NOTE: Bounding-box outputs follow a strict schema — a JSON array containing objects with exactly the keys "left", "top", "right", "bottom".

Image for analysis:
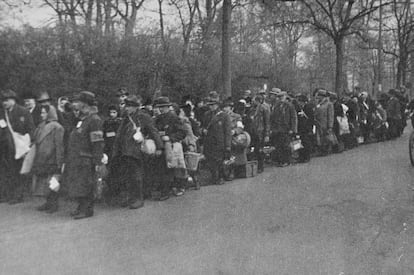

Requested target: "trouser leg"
[
  {"left": 125, "top": 158, "right": 143, "bottom": 203},
  {"left": 274, "top": 133, "right": 290, "bottom": 164}
]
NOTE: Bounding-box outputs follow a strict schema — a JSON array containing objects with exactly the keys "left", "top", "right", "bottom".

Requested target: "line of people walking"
[{"left": 0, "top": 86, "right": 408, "bottom": 220}]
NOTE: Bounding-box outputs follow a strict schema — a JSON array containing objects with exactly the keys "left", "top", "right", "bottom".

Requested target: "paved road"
[{"left": 2, "top": 129, "right": 414, "bottom": 275}]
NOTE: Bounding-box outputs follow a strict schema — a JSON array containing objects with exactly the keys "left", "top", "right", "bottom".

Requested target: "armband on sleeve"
[{"left": 90, "top": 131, "right": 104, "bottom": 143}]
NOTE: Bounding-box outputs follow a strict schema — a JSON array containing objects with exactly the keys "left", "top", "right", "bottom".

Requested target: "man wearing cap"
[
  {"left": 0, "top": 89, "right": 35, "bottom": 204},
  {"left": 203, "top": 96, "right": 232, "bottom": 185},
  {"left": 64, "top": 91, "right": 104, "bottom": 219},
  {"left": 269, "top": 88, "right": 297, "bottom": 167},
  {"left": 112, "top": 95, "right": 162, "bottom": 209},
  {"left": 153, "top": 96, "right": 187, "bottom": 199}
]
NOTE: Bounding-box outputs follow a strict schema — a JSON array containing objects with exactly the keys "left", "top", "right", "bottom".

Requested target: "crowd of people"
[{"left": 0, "top": 85, "right": 410, "bottom": 220}]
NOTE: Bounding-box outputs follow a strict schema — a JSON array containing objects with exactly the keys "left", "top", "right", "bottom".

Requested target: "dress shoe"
[
  {"left": 129, "top": 200, "right": 144, "bottom": 209},
  {"left": 73, "top": 211, "right": 94, "bottom": 220},
  {"left": 36, "top": 203, "right": 50, "bottom": 211},
  {"left": 70, "top": 208, "right": 81, "bottom": 217},
  {"left": 46, "top": 205, "right": 58, "bottom": 214},
  {"left": 159, "top": 193, "right": 169, "bottom": 201}
]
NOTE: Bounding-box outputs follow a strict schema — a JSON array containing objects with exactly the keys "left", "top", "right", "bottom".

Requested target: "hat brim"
[
  {"left": 37, "top": 98, "right": 51, "bottom": 103},
  {"left": 155, "top": 103, "right": 172, "bottom": 107},
  {"left": 206, "top": 101, "right": 220, "bottom": 105},
  {"left": 125, "top": 101, "right": 140, "bottom": 107}
]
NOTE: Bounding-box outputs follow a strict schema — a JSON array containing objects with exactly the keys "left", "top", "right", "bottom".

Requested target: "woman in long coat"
[{"left": 32, "top": 105, "right": 64, "bottom": 213}]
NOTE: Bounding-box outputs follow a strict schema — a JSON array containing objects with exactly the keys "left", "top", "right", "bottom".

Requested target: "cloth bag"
[
  {"left": 164, "top": 141, "right": 186, "bottom": 169},
  {"left": 20, "top": 144, "right": 36, "bottom": 174},
  {"left": 129, "top": 116, "right": 156, "bottom": 155},
  {"left": 289, "top": 138, "right": 304, "bottom": 152},
  {"left": 141, "top": 139, "right": 156, "bottom": 155},
  {"left": 5, "top": 111, "right": 30, "bottom": 159},
  {"left": 337, "top": 116, "right": 351, "bottom": 135},
  {"left": 326, "top": 132, "right": 338, "bottom": 146}
]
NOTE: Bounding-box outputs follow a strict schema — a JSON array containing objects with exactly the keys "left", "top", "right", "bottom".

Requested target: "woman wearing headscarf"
[{"left": 32, "top": 105, "right": 64, "bottom": 213}]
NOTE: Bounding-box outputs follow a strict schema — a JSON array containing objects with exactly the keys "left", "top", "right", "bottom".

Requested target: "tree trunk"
[
  {"left": 104, "top": 0, "right": 112, "bottom": 36},
  {"left": 397, "top": 50, "right": 408, "bottom": 88},
  {"left": 334, "top": 37, "right": 344, "bottom": 95},
  {"left": 125, "top": 6, "right": 138, "bottom": 37},
  {"left": 222, "top": 0, "right": 232, "bottom": 99},
  {"left": 96, "top": 0, "right": 103, "bottom": 35}
]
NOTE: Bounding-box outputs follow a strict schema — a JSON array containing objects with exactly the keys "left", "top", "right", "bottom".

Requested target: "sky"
[{"left": 0, "top": 0, "right": 174, "bottom": 28}]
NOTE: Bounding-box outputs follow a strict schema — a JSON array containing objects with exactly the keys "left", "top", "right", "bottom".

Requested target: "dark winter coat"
[
  {"left": 65, "top": 111, "right": 104, "bottom": 198},
  {"left": 155, "top": 110, "right": 187, "bottom": 143},
  {"left": 3, "top": 103, "right": 35, "bottom": 139},
  {"left": 387, "top": 97, "right": 402, "bottom": 120},
  {"left": 203, "top": 110, "right": 232, "bottom": 161},
  {"left": 103, "top": 117, "right": 122, "bottom": 157},
  {"left": 270, "top": 101, "right": 298, "bottom": 134},
  {"left": 248, "top": 103, "right": 270, "bottom": 141},
  {"left": 112, "top": 110, "right": 162, "bottom": 160}
]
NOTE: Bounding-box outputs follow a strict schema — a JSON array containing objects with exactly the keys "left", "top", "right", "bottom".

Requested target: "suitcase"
[{"left": 235, "top": 160, "right": 258, "bottom": 178}]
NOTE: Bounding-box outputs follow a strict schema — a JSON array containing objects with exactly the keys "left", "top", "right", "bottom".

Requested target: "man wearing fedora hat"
[
  {"left": 269, "top": 88, "right": 297, "bottom": 167},
  {"left": 0, "top": 89, "right": 35, "bottom": 204},
  {"left": 64, "top": 91, "right": 104, "bottom": 219},
  {"left": 203, "top": 96, "right": 232, "bottom": 185},
  {"left": 153, "top": 96, "right": 187, "bottom": 199},
  {"left": 112, "top": 95, "right": 163, "bottom": 209}
]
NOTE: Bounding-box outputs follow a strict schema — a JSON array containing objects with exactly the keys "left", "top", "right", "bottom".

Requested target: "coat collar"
[{"left": 35, "top": 121, "right": 57, "bottom": 145}]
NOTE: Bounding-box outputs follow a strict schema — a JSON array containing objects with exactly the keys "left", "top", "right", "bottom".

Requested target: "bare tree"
[
  {"left": 169, "top": 0, "right": 197, "bottom": 58},
  {"left": 297, "top": 0, "right": 389, "bottom": 94}
]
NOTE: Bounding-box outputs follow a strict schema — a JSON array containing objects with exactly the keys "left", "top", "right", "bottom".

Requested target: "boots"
[
  {"left": 46, "top": 191, "right": 59, "bottom": 214},
  {"left": 73, "top": 197, "right": 94, "bottom": 220}
]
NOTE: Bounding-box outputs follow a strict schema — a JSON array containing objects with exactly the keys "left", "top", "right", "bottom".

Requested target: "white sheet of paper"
[{"left": 0, "top": 119, "right": 7, "bottom": 128}]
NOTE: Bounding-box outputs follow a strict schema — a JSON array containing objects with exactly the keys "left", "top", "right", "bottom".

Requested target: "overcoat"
[
  {"left": 387, "top": 97, "right": 402, "bottom": 120},
  {"left": 314, "top": 99, "right": 334, "bottom": 146},
  {"left": 270, "top": 101, "right": 298, "bottom": 134},
  {"left": 112, "top": 110, "right": 162, "bottom": 160},
  {"left": 65, "top": 111, "right": 104, "bottom": 198},
  {"left": 203, "top": 110, "right": 232, "bottom": 161},
  {"left": 32, "top": 107, "right": 64, "bottom": 176}
]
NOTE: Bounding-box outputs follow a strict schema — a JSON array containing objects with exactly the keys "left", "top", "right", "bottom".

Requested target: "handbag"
[
  {"left": 5, "top": 110, "right": 30, "bottom": 159},
  {"left": 20, "top": 144, "right": 36, "bottom": 174}
]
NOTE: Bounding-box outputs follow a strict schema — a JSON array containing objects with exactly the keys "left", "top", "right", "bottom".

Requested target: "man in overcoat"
[
  {"left": 269, "top": 89, "right": 297, "bottom": 167},
  {"left": 203, "top": 97, "right": 232, "bottom": 185},
  {"left": 247, "top": 94, "right": 270, "bottom": 173},
  {"left": 112, "top": 95, "right": 162, "bottom": 209},
  {"left": 64, "top": 91, "right": 104, "bottom": 219},
  {"left": 0, "top": 89, "right": 35, "bottom": 204},
  {"left": 387, "top": 89, "right": 402, "bottom": 139},
  {"left": 153, "top": 96, "right": 187, "bottom": 199}
]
